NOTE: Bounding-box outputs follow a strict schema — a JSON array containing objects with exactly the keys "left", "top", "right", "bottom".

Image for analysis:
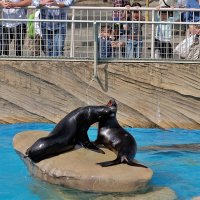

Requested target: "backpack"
[{"left": 27, "top": 12, "right": 35, "bottom": 39}]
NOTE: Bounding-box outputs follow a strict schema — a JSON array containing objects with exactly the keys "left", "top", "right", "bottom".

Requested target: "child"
[
  {"left": 111, "top": 23, "right": 126, "bottom": 58},
  {"left": 98, "top": 25, "right": 113, "bottom": 58},
  {"left": 125, "top": 2, "right": 144, "bottom": 58},
  {"left": 154, "top": 6, "right": 179, "bottom": 59}
]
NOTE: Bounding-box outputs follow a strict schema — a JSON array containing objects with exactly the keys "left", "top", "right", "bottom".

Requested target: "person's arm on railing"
[
  {"left": 32, "top": 0, "right": 73, "bottom": 8},
  {"left": 0, "top": 0, "right": 31, "bottom": 8}
]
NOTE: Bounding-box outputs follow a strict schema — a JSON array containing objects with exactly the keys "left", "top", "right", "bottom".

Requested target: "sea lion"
[
  {"left": 94, "top": 99, "right": 148, "bottom": 168},
  {"left": 26, "top": 105, "right": 115, "bottom": 163}
]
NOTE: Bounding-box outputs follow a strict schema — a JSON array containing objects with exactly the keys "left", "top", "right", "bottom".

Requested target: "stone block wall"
[{"left": 0, "top": 61, "right": 199, "bottom": 129}]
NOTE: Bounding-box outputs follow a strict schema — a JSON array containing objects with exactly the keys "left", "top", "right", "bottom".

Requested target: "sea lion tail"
[{"left": 126, "top": 158, "right": 148, "bottom": 168}]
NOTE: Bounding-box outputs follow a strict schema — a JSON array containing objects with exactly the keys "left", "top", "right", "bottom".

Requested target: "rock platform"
[{"left": 13, "top": 130, "right": 153, "bottom": 193}]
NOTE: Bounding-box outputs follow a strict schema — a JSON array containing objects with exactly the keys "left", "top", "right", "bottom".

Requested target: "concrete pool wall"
[{"left": 0, "top": 60, "right": 199, "bottom": 129}]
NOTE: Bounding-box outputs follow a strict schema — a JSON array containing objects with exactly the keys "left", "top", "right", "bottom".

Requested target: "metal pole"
[
  {"left": 146, "top": 0, "right": 149, "bottom": 21},
  {"left": 70, "top": 8, "right": 75, "bottom": 58},
  {"left": 93, "top": 21, "right": 98, "bottom": 78},
  {"left": 151, "top": 10, "right": 155, "bottom": 59}
]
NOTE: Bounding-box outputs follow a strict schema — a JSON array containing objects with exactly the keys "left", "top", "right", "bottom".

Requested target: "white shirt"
[
  {"left": 159, "top": 0, "right": 186, "bottom": 7},
  {"left": 159, "top": 0, "right": 176, "bottom": 7},
  {"left": 34, "top": 10, "right": 42, "bottom": 36},
  {"left": 3, "top": 0, "right": 27, "bottom": 28},
  {"left": 155, "top": 12, "right": 180, "bottom": 42}
]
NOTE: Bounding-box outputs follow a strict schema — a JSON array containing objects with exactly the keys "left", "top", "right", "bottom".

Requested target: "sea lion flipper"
[
  {"left": 97, "top": 158, "right": 121, "bottom": 167},
  {"left": 25, "top": 147, "right": 30, "bottom": 155},
  {"left": 82, "top": 141, "right": 105, "bottom": 154},
  {"left": 126, "top": 158, "right": 148, "bottom": 168}
]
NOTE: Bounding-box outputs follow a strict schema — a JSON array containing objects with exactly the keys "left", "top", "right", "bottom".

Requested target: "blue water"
[{"left": 0, "top": 123, "right": 200, "bottom": 200}]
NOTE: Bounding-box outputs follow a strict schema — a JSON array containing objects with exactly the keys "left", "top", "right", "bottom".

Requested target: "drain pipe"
[{"left": 93, "top": 21, "right": 98, "bottom": 78}]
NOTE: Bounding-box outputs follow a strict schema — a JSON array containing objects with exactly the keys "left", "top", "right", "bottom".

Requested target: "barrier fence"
[{"left": 0, "top": 6, "right": 200, "bottom": 62}]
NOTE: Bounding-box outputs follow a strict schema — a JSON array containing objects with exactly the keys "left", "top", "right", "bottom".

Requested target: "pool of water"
[{"left": 0, "top": 123, "right": 200, "bottom": 200}]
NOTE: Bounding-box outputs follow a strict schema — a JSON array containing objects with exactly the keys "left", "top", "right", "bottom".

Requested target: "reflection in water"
[{"left": 139, "top": 143, "right": 200, "bottom": 152}]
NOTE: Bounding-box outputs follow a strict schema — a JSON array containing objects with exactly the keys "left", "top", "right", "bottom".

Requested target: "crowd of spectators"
[
  {"left": 0, "top": 0, "right": 73, "bottom": 57},
  {"left": 99, "top": 0, "right": 200, "bottom": 60},
  {"left": 0, "top": 0, "right": 200, "bottom": 59}
]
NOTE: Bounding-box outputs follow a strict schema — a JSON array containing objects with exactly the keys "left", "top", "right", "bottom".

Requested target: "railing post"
[
  {"left": 70, "top": 8, "right": 75, "bottom": 58},
  {"left": 93, "top": 21, "right": 98, "bottom": 78},
  {"left": 151, "top": 10, "right": 155, "bottom": 59},
  {"left": 145, "top": 0, "right": 149, "bottom": 21}
]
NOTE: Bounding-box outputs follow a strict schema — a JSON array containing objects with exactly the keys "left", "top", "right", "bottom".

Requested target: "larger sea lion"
[
  {"left": 26, "top": 105, "right": 115, "bottom": 163},
  {"left": 94, "top": 99, "right": 148, "bottom": 168}
]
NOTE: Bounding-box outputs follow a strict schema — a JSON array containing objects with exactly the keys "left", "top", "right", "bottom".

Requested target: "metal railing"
[{"left": 0, "top": 6, "right": 200, "bottom": 62}]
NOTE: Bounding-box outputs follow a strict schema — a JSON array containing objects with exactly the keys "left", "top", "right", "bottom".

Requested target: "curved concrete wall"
[{"left": 0, "top": 61, "right": 199, "bottom": 129}]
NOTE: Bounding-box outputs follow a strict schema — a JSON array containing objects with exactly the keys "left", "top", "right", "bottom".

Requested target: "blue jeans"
[
  {"left": 126, "top": 40, "right": 143, "bottom": 59},
  {"left": 42, "top": 26, "right": 66, "bottom": 57}
]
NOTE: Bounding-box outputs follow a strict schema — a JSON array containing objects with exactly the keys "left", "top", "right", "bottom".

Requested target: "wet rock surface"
[{"left": 13, "top": 130, "right": 153, "bottom": 193}]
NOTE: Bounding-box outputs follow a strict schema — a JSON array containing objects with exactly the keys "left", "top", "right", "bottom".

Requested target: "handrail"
[
  {"left": 0, "top": 6, "right": 200, "bottom": 65},
  {"left": 1, "top": 5, "right": 200, "bottom": 11}
]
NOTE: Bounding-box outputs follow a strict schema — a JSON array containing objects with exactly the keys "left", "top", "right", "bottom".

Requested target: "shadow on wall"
[{"left": 96, "top": 64, "right": 109, "bottom": 92}]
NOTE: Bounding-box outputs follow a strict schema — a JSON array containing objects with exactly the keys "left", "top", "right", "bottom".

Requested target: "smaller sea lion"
[{"left": 94, "top": 99, "right": 148, "bottom": 168}]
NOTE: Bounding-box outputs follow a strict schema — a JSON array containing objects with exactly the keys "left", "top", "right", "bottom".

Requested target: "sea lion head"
[
  {"left": 107, "top": 99, "right": 117, "bottom": 108},
  {"left": 106, "top": 99, "right": 117, "bottom": 117},
  {"left": 88, "top": 104, "right": 116, "bottom": 122}
]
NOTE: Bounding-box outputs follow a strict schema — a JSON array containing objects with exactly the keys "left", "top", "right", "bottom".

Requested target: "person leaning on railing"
[
  {"left": 98, "top": 25, "right": 113, "bottom": 58},
  {"left": 111, "top": 23, "right": 126, "bottom": 58},
  {"left": 32, "top": 0, "right": 73, "bottom": 57},
  {"left": 0, "top": 0, "right": 31, "bottom": 56},
  {"left": 154, "top": 6, "right": 180, "bottom": 59},
  {"left": 182, "top": 0, "right": 200, "bottom": 38},
  {"left": 124, "top": 2, "right": 144, "bottom": 59},
  {"left": 184, "top": 0, "right": 200, "bottom": 60}
]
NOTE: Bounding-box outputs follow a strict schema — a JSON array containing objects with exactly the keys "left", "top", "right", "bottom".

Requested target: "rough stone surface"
[
  {"left": 0, "top": 61, "right": 199, "bottom": 129},
  {"left": 13, "top": 131, "right": 153, "bottom": 193}
]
